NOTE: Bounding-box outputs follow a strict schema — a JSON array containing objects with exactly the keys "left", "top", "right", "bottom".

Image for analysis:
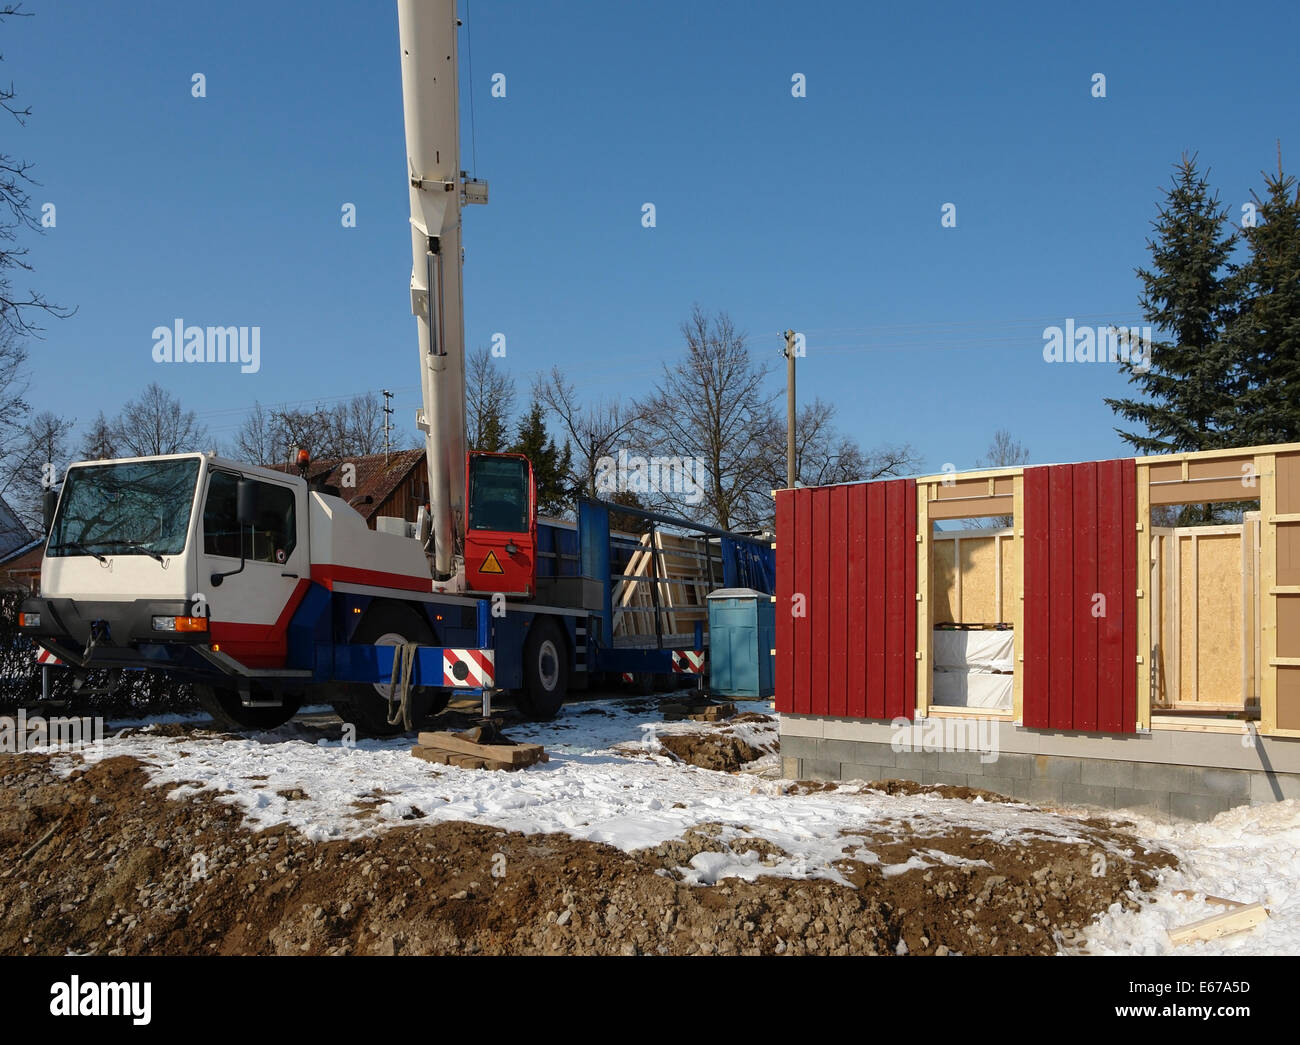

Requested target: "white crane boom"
[{"left": 397, "top": 0, "right": 475, "bottom": 584}]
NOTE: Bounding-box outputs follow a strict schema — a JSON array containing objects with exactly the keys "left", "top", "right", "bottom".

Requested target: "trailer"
[{"left": 15, "top": 0, "right": 772, "bottom": 733}]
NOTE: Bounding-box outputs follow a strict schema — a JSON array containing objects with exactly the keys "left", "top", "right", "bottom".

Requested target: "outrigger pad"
[{"left": 411, "top": 729, "right": 548, "bottom": 771}]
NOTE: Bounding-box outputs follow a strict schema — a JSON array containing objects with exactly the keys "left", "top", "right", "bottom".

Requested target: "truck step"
[{"left": 411, "top": 729, "right": 548, "bottom": 771}]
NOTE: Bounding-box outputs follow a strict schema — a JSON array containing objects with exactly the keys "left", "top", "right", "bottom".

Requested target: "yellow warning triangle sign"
[{"left": 480, "top": 550, "right": 504, "bottom": 574}]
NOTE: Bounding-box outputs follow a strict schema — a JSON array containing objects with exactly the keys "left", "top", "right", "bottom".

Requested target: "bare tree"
[
  {"left": 340, "top": 394, "right": 383, "bottom": 456},
  {"left": 233, "top": 401, "right": 278, "bottom": 465},
  {"left": 234, "top": 393, "right": 385, "bottom": 465},
  {"left": 0, "top": 328, "right": 31, "bottom": 502},
  {"left": 466, "top": 345, "right": 516, "bottom": 452},
  {"left": 634, "top": 306, "right": 776, "bottom": 530},
  {"left": 2, "top": 408, "right": 71, "bottom": 532},
  {"left": 535, "top": 366, "right": 642, "bottom": 501},
  {"left": 1, "top": 4, "right": 73, "bottom": 339},
  {"left": 113, "top": 382, "right": 209, "bottom": 457},
  {"left": 78, "top": 410, "right": 117, "bottom": 460},
  {"left": 761, "top": 396, "right": 920, "bottom": 492},
  {"left": 975, "top": 428, "right": 1031, "bottom": 528}
]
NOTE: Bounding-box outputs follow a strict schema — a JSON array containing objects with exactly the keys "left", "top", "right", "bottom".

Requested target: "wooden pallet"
[{"left": 411, "top": 729, "right": 548, "bottom": 771}]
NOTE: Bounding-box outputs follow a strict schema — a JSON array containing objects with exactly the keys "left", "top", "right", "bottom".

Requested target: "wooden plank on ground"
[
  {"left": 416, "top": 731, "right": 546, "bottom": 766},
  {"left": 1168, "top": 902, "right": 1268, "bottom": 946}
]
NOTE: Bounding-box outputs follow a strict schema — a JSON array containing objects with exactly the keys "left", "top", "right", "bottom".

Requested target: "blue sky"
[{"left": 7, "top": 0, "right": 1299, "bottom": 473}]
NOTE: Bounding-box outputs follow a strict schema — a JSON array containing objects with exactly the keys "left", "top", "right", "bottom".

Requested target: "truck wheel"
[
  {"left": 194, "top": 683, "right": 301, "bottom": 732},
  {"left": 515, "top": 617, "right": 568, "bottom": 721},
  {"left": 330, "top": 601, "right": 447, "bottom": 737}
]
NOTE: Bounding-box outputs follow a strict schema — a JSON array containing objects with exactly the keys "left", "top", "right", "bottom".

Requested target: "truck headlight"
[
  {"left": 19, "top": 611, "right": 39, "bottom": 628},
  {"left": 152, "top": 616, "right": 176, "bottom": 631}
]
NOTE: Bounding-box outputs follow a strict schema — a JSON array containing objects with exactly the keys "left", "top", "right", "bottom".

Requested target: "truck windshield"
[
  {"left": 468, "top": 455, "right": 529, "bottom": 533},
  {"left": 48, "top": 458, "right": 201, "bottom": 559}
]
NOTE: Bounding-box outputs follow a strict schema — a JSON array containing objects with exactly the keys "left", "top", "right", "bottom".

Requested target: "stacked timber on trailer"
[{"left": 613, "top": 530, "right": 723, "bottom": 640}]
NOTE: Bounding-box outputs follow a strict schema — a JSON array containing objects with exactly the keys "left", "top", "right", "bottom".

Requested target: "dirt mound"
[
  {"left": 862, "top": 778, "right": 1016, "bottom": 804},
  {"left": 0, "top": 752, "right": 1175, "bottom": 955},
  {"left": 657, "top": 733, "right": 763, "bottom": 772}
]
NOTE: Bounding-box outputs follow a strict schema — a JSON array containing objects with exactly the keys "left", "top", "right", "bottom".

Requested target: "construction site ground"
[{"left": 1, "top": 692, "right": 1294, "bottom": 956}]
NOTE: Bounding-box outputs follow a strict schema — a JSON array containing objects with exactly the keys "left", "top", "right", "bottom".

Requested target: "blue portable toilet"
[{"left": 707, "top": 588, "right": 775, "bottom": 698}]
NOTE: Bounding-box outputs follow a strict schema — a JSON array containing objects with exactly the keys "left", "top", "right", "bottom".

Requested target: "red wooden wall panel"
[
  {"left": 1023, "top": 469, "right": 1050, "bottom": 727},
  {"left": 847, "top": 485, "right": 868, "bottom": 718},
  {"left": 1022, "top": 460, "right": 1136, "bottom": 733},
  {"left": 774, "top": 489, "right": 793, "bottom": 713},
  {"left": 828, "top": 486, "right": 849, "bottom": 717},
  {"left": 775, "top": 477, "right": 916, "bottom": 718},
  {"left": 811, "top": 490, "right": 830, "bottom": 716},
  {"left": 865, "top": 483, "right": 887, "bottom": 717},
  {"left": 1096, "top": 458, "right": 1125, "bottom": 732},
  {"left": 1073, "top": 462, "right": 1099, "bottom": 731},
  {"left": 1118, "top": 457, "right": 1137, "bottom": 734}
]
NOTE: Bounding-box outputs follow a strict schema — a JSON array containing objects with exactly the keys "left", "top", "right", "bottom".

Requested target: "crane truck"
[{"left": 16, "top": 0, "right": 774, "bottom": 735}]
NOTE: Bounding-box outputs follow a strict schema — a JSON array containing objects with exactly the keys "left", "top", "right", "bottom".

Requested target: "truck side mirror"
[
  {"left": 42, "top": 488, "right": 58, "bottom": 534},
  {"left": 236, "top": 478, "right": 259, "bottom": 527}
]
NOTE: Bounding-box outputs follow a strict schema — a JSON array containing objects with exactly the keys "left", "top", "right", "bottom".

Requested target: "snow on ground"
[
  {"left": 31, "top": 695, "right": 1300, "bottom": 953},
  {"left": 47, "top": 698, "right": 1126, "bottom": 891},
  {"left": 1081, "top": 800, "right": 1300, "bottom": 956}
]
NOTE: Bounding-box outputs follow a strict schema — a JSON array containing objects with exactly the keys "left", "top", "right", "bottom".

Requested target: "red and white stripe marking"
[
  {"left": 672, "top": 649, "right": 705, "bottom": 674},
  {"left": 35, "top": 646, "right": 64, "bottom": 667},
  {"left": 442, "top": 648, "right": 495, "bottom": 688}
]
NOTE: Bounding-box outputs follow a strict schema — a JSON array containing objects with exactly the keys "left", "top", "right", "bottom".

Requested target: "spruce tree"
[
  {"left": 511, "top": 398, "right": 572, "bottom": 517},
  {"left": 1105, "top": 154, "right": 1240, "bottom": 453},
  {"left": 1227, "top": 161, "right": 1300, "bottom": 445}
]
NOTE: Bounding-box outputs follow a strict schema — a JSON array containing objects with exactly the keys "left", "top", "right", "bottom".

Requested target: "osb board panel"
[
  {"left": 1194, "top": 534, "right": 1244, "bottom": 703},
  {"left": 1146, "top": 461, "right": 1183, "bottom": 485},
  {"left": 959, "top": 537, "right": 999, "bottom": 623},
  {"left": 930, "top": 535, "right": 1012, "bottom": 624},
  {"left": 928, "top": 475, "right": 1016, "bottom": 500},
  {"left": 1277, "top": 454, "right": 1300, "bottom": 515},
  {"left": 931, "top": 541, "right": 956, "bottom": 623},
  {"left": 1275, "top": 596, "right": 1300, "bottom": 660},
  {"left": 1277, "top": 665, "right": 1300, "bottom": 731},
  {"left": 1188, "top": 458, "right": 1250, "bottom": 482},
  {"left": 1178, "top": 538, "right": 1196, "bottom": 699},
  {"left": 927, "top": 496, "right": 1014, "bottom": 520},
  {"left": 1154, "top": 533, "right": 1171, "bottom": 705},
  {"left": 1277, "top": 522, "right": 1300, "bottom": 587},
  {"left": 1000, "top": 537, "right": 1019, "bottom": 622}
]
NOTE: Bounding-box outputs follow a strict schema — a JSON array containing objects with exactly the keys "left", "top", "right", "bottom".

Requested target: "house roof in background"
[
  {"left": 269, "top": 449, "right": 425, "bottom": 520},
  {"left": 0, "top": 495, "right": 32, "bottom": 560}
]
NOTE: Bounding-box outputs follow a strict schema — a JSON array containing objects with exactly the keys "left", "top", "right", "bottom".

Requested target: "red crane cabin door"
[
  {"left": 464, "top": 452, "right": 537, "bottom": 597},
  {"left": 776, "top": 478, "right": 916, "bottom": 720},
  {"left": 1022, "top": 460, "right": 1137, "bottom": 733}
]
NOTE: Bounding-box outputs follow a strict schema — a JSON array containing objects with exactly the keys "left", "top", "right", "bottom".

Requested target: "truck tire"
[
  {"left": 515, "top": 617, "right": 568, "bottom": 721},
  {"left": 193, "top": 683, "right": 301, "bottom": 732},
  {"left": 329, "top": 601, "right": 448, "bottom": 737}
]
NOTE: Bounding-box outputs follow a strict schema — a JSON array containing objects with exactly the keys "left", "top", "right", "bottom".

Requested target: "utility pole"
[
  {"left": 783, "top": 330, "right": 797, "bottom": 489},
  {"left": 382, "top": 389, "right": 394, "bottom": 463}
]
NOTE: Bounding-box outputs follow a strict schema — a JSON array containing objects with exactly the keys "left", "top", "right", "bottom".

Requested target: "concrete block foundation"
[{"left": 780, "top": 714, "right": 1300, "bottom": 822}]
